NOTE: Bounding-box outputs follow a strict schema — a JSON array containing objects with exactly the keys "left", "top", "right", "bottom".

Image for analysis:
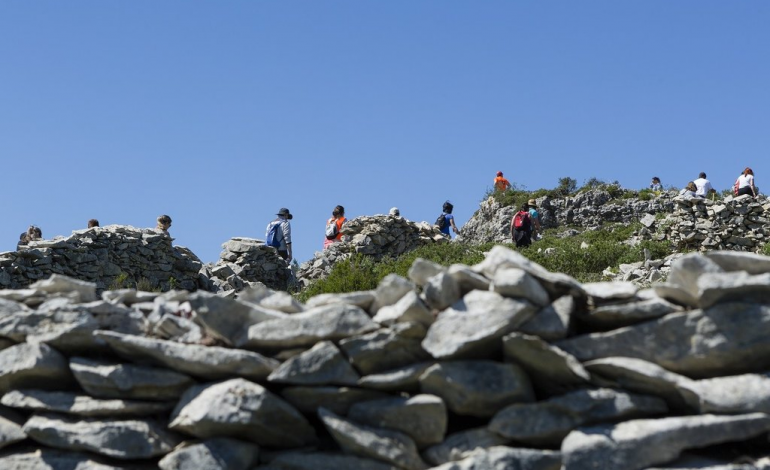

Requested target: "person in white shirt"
[
  {"left": 736, "top": 167, "right": 757, "bottom": 198},
  {"left": 693, "top": 172, "right": 715, "bottom": 198}
]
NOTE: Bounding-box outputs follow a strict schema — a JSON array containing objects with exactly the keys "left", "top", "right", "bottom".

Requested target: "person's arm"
[
  {"left": 450, "top": 216, "right": 459, "bottom": 234},
  {"left": 282, "top": 221, "right": 293, "bottom": 260}
]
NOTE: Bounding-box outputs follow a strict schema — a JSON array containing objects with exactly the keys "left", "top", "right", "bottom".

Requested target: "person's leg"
[{"left": 737, "top": 186, "right": 753, "bottom": 197}]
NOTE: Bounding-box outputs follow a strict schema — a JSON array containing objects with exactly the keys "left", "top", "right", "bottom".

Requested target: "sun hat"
[
  {"left": 528, "top": 199, "right": 537, "bottom": 206},
  {"left": 277, "top": 208, "right": 293, "bottom": 220}
]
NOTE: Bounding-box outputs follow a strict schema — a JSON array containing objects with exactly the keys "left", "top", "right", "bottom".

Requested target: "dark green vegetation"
[{"left": 296, "top": 221, "right": 673, "bottom": 302}]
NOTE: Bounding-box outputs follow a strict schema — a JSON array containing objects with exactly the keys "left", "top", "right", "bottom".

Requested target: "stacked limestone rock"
[
  {"left": 206, "top": 238, "right": 293, "bottom": 295},
  {"left": 648, "top": 194, "right": 770, "bottom": 252},
  {"left": 0, "top": 225, "right": 205, "bottom": 293},
  {"left": 1, "top": 247, "right": 770, "bottom": 468},
  {"left": 297, "top": 214, "right": 448, "bottom": 287}
]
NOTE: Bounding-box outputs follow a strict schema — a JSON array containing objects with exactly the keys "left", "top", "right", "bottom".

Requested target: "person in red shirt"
[
  {"left": 494, "top": 171, "right": 511, "bottom": 192},
  {"left": 323, "top": 205, "right": 346, "bottom": 250}
]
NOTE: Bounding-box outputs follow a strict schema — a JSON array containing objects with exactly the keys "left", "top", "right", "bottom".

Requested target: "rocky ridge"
[
  {"left": 0, "top": 249, "right": 769, "bottom": 468},
  {"left": 296, "top": 214, "right": 449, "bottom": 287}
]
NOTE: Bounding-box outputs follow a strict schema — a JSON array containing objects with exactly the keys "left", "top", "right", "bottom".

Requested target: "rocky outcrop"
[
  {"left": 207, "top": 237, "right": 293, "bottom": 294},
  {"left": 297, "top": 214, "right": 449, "bottom": 287},
  {"left": 0, "top": 247, "right": 768, "bottom": 467}
]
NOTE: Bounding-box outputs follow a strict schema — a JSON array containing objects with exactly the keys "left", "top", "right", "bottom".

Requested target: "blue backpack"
[{"left": 265, "top": 221, "right": 282, "bottom": 248}]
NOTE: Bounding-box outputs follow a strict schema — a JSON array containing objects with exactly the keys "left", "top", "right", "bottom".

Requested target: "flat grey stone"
[
  {"left": 423, "top": 272, "right": 462, "bottom": 311},
  {"left": 347, "top": 394, "right": 447, "bottom": 448},
  {"left": 489, "top": 388, "right": 668, "bottom": 446},
  {"left": 318, "top": 408, "right": 427, "bottom": 470},
  {"left": 340, "top": 322, "right": 431, "bottom": 375},
  {"left": 408, "top": 258, "right": 445, "bottom": 286},
  {"left": 447, "top": 264, "right": 491, "bottom": 293},
  {"left": 503, "top": 333, "right": 590, "bottom": 393},
  {"left": 303, "top": 291, "right": 376, "bottom": 311},
  {"left": 158, "top": 437, "right": 260, "bottom": 470},
  {"left": 560, "top": 413, "right": 770, "bottom": 470},
  {"left": 474, "top": 246, "right": 585, "bottom": 299},
  {"left": 1, "top": 389, "right": 173, "bottom": 417},
  {"left": 370, "top": 274, "right": 416, "bottom": 314},
  {"left": 169, "top": 378, "right": 316, "bottom": 448},
  {"left": 238, "top": 304, "right": 378, "bottom": 349},
  {"left": 519, "top": 295, "right": 573, "bottom": 341},
  {"left": 238, "top": 284, "right": 304, "bottom": 314},
  {"left": 676, "top": 373, "right": 770, "bottom": 414},
  {"left": 70, "top": 357, "right": 195, "bottom": 401},
  {"left": 582, "top": 281, "right": 638, "bottom": 300},
  {"left": 95, "top": 330, "right": 279, "bottom": 381},
  {"left": 0, "top": 448, "right": 128, "bottom": 469},
  {"left": 428, "top": 446, "right": 561, "bottom": 470},
  {"left": 281, "top": 386, "right": 392, "bottom": 415},
  {"left": 0, "top": 343, "right": 72, "bottom": 393},
  {"left": 0, "top": 414, "right": 25, "bottom": 450},
  {"left": 0, "top": 304, "right": 145, "bottom": 354},
  {"left": 258, "top": 451, "right": 399, "bottom": 470},
  {"left": 556, "top": 303, "right": 770, "bottom": 378},
  {"left": 23, "top": 413, "right": 182, "bottom": 460},
  {"left": 492, "top": 268, "right": 550, "bottom": 307},
  {"left": 419, "top": 361, "right": 534, "bottom": 418},
  {"left": 705, "top": 251, "right": 770, "bottom": 275},
  {"left": 582, "top": 296, "right": 683, "bottom": 328},
  {"left": 372, "top": 291, "right": 433, "bottom": 328},
  {"left": 663, "top": 254, "right": 725, "bottom": 304},
  {"left": 422, "top": 290, "right": 536, "bottom": 360},
  {"left": 422, "top": 427, "right": 510, "bottom": 466},
  {"left": 268, "top": 341, "right": 360, "bottom": 386},
  {"left": 186, "top": 291, "right": 284, "bottom": 346},
  {"left": 584, "top": 357, "right": 694, "bottom": 410},
  {"left": 30, "top": 274, "right": 97, "bottom": 303},
  {"left": 696, "top": 271, "right": 770, "bottom": 309},
  {"left": 357, "top": 362, "right": 434, "bottom": 393}
]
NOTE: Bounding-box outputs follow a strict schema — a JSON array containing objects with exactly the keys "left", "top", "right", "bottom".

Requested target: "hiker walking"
[
  {"left": 736, "top": 167, "right": 757, "bottom": 198},
  {"left": 323, "top": 205, "right": 346, "bottom": 250},
  {"left": 511, "top": 202, "right": 532, "bottom": 248},
  {"left": 494, "top": 171, "right": 511, "bottom": 192},
  {"left": 527, "top": 198, "right": 542, "bottom": 241},
  {"left": 436, "top": 201, "right": 459, "bottom": 238},
  {"left": 265, "top": 208, "right": 293, "bottom": 261},
  {"left": 693, "top": 172, "right": 715, "bottom": 198}
]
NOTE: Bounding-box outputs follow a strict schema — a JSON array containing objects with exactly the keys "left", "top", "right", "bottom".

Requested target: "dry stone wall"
[
  {"left": 206, "top": 238, "right": 293, "bottom": 295},
  {"left": 0, "top": 226, "right": 206, "bottom": 293},
  {"left": 0, "top": 249, "right": 769, "bottom": 468}
]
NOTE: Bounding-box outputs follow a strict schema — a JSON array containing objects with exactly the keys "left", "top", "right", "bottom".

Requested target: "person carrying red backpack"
[{"left": 511, "top": 202, "right": 532, "bottom": 248}]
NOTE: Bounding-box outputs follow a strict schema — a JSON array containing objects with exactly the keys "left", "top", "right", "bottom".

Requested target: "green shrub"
[
  {"left": 108, "top": 272, "right": 131, "bottom": 290},
  {"left": 762, "top": 244, "right": 770, "bottom": 256}
]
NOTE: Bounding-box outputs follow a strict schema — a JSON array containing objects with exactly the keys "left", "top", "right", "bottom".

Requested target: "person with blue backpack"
[
  {"left": 265, "top": 207, "right": 293, "bottom": 261},
  {"left": 435, "top": 201, "right": 459, "bottom": 238}
]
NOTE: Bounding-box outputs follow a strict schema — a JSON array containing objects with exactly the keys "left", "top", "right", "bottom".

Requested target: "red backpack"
[{"left": 513, "top": 210, "right": 531, "bottom": 230}]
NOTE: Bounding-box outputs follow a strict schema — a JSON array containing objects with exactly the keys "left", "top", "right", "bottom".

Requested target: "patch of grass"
[
  {"left": 296, "top": 242, "right": 489, "bottom": 303},
  {"left": 107, "top": 272, "right": 162, "bottom": 292},
  {"left": 762, "top": 244, "right": 770, "bottom": 256}
]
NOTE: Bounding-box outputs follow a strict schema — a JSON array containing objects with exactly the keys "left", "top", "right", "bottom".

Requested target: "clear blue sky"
[{"left": 2, "top": 2, "right": 768, "bottom": 265}]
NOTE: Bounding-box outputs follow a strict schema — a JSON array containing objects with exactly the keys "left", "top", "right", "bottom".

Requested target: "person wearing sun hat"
[
  {"left": 494, "top": 171, "right": 511, "bottom": 192},
  {"left": 527, "top": 198, "right": 542, "bottom": 241},
  {"left": 265, "top": 207, "right": 293, "bottom": 261}
]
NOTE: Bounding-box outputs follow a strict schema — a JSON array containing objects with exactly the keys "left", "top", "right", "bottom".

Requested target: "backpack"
[
  {"left": 733, "top": 178, "right": 740, "bottom": 196},
  {"left": 325, "top": 220, "right": 339, "bottom": 240},
  {"left": 265, "top": 221, "right": 282, "bottom": 248},
  {"left": 435, "top": 213, "right": 448, "bottom": 230},
  {"left": 513, "top": 211, "right": 531, "bottom": 230}
]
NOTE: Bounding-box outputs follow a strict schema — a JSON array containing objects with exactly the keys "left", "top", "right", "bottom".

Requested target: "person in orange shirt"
[
  {"left": 323, "top": 205, "right": 346, "bottom": 250},
  {"left": 494, "top": 171, "right": 511, "bottom": 191}
]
